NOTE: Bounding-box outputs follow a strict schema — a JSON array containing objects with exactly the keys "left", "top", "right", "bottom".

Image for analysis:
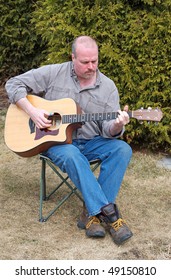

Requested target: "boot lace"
[
  {"left": 86, "top": 216, "right": 101, "bottom": 229},
  {"left": 111, "top": 218, "right": 126, "bottom": 231}
]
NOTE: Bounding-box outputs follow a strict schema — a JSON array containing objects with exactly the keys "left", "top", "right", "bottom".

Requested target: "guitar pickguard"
[
  {"left": 29, "top": 118, "right": 59, "bottom": 140},
  {"left": 35, "top": 127, "right": 59, "bottom": 140},
  {"left": 29, "top": 118, "right": 35, "bottom": 134}
]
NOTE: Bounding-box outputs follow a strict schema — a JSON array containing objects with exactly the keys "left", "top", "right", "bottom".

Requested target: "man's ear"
[
  {"left": 123, "top": 104, "right": 129, "bottom": 112},
  {"left": 72, "top": 53, "right": 75, "bottom": 62}
]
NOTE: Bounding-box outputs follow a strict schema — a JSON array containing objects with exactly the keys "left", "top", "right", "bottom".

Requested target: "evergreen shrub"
[{"left": 0, "top": 0, "right": 45, "bottom": 80}]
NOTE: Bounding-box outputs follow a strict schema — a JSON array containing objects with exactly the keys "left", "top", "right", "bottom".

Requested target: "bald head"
[{"left": 72, "top": 36, "right": 98, "bottom": 57}]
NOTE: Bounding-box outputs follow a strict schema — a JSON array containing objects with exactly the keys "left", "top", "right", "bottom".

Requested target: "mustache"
[{"left": 85, "top": 69, "right": 95, "bottom": 74}]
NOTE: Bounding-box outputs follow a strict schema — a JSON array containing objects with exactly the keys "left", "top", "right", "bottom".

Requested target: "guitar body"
[{"left": 4, "top": 95, "right": 82, "bottom": 157}]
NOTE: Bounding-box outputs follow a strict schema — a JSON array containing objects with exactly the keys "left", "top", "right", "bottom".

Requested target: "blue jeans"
[{"left": 43, "top": 136, "right": 132, "bottom": 216}]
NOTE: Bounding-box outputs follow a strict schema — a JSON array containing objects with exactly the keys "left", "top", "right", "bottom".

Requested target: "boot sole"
[
  {"left": 77, "top": 221, "right": 106, "bottom": 237},
  {"left": 113, "top": 232, "right": 133, "bottom": 245},
  {"left": 86, "top": 231, "right": 106, "bottom": 238}
]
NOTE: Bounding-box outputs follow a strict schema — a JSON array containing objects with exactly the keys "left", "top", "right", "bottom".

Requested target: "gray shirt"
[{"left": 5, "top": 61, "right": 124, "bottom": 139}]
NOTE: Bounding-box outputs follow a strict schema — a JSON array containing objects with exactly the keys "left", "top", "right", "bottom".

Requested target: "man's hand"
[
  {"left": 29, "top": 107, "right": 52, "bottom": 129},
  {"left": 16, "top": 97, "right": 52, "bottom": 129},
  {"left": 109, "top": 105, "right": 130, "bottom": 136}
]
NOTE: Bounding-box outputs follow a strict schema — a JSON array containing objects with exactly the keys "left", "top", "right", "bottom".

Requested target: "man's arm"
[
  {"left": 5, "top": 65, "right": 54, "bottom": 128},
  {"left": 5, "top": 65, "right": 53, "bottom": 103}
]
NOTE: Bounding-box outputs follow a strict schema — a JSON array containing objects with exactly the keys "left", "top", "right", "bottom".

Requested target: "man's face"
[{"left": 72, "top": 43, "right": 98, "bottom": 80}]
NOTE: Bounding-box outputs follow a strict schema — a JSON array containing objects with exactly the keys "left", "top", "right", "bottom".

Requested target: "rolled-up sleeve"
[
  {"left": 102, "top": 119, "right": 125, "bottom": 138},
  {"left": 5, "top": 77, "right": 28, "bottom": 103},
  {"left": 5, "top": 65, "right": 53, "bottom": 104}
]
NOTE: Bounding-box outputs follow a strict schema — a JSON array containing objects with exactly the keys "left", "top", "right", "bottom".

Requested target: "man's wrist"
[{"left": 109, "top": 122, "right": 123, "bottom": 137}]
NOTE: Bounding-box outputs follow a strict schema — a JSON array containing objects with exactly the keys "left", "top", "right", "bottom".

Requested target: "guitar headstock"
[{"left": 132, "top": 108, "right": 163, "bottom": 122}]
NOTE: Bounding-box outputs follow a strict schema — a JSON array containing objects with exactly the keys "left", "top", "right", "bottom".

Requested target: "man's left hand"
[{"left": 109, "top": 105, "right": 130, "bottom": 136}]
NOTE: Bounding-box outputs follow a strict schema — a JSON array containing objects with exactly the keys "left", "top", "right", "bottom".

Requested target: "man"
[{"left": 5, "top": 35, "right": 133, "bottom": 245}]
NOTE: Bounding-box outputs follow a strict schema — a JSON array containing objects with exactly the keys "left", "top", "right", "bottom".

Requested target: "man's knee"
[
  {"left": 120, "top": 141, "right": 132, "bottom": 158},
  {"left": 111, "top": 140, "right": 132, "bottom": 159},
  {"left": 44, "top": 144, "right": 81, "bottom": 171}
]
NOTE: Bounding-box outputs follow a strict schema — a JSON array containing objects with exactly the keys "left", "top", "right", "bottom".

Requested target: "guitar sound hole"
[{"left": 48, "top": 113, "right": 61, "bottom": 130}]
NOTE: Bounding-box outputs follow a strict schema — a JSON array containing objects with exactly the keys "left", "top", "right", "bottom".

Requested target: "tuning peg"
[
  {"left": 147, "top": 106, "right": 152, "bottom": 110},
  {"left": 139, "top": 121, "right": 143, "bottom": 124}
]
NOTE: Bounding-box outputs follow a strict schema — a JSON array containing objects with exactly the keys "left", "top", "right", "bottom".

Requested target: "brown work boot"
[
  {"left": 77, "top": 204, "right": 105, "bottom": 237},
  {"left": 101, "top": 203, "right": 133, "bottom": 245}
]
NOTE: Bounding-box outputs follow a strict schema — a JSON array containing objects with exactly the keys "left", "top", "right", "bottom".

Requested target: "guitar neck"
[{"left": 62, "top": 111, "right": 133, "bottom": 124}]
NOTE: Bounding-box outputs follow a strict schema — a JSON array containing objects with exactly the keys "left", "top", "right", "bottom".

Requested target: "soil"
[{"left": 0, "top": 84, "right": 9, "bottom": 110}]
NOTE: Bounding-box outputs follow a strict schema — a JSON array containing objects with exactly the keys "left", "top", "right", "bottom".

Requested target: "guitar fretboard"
[{"left": 62, "top": 112, "right": 121, "bottom": 124}]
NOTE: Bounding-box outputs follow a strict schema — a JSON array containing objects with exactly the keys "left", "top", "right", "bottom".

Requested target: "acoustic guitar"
[{"left": 4, "top": 95, "right": 163, "bottom": 157}]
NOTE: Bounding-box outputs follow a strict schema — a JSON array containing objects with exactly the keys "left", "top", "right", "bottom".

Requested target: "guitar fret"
[
  {"left": 81, "top": 115, "right": 85, "bottom": 122},
  {"left": 95, "top": 113, "right": 99, "bottom": 120}
]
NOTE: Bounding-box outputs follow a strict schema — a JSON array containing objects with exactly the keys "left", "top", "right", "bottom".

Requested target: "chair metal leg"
[
  {"left": 39, "top": 155, "right": 84, "bottom": 222},
  {"left": 39, "top": 158, "right": 46, "bottom": 222}
]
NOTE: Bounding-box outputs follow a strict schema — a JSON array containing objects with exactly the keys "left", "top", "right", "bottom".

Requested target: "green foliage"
[
  {"left": 1, "top": 0, "right": 171, "bottom": 151},
  {"left": 0, "top": 0, "right": 46, "bottom": 80}
]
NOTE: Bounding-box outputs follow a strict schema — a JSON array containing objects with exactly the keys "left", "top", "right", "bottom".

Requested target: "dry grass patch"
[{"left": 0, "top": 110, "right": 171, "bottom": 260}]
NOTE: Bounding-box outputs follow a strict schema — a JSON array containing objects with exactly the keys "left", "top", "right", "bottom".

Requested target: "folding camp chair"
[{"left": 39, "top": 154, "right": 101, "bottom": 222}]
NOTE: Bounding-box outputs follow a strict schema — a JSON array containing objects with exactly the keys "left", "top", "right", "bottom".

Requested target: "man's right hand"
[
  {"left": 16, "top": 97, "right": 52, "bottom": 129},
  {"left": 29, "top": 107, "right": 52, "bottom": 129}
]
